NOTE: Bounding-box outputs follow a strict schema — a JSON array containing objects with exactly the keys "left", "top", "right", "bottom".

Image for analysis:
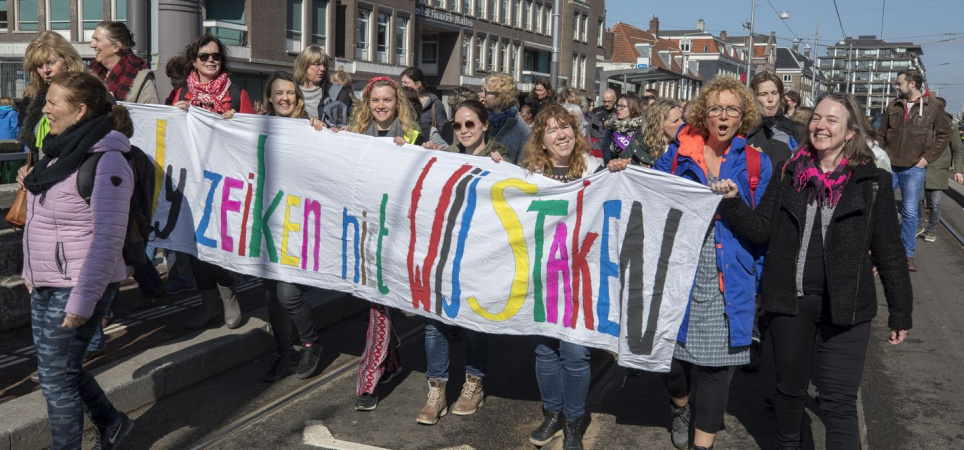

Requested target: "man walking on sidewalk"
[{"left": 878, "top": 69, "right": 952, "bottom": 271}]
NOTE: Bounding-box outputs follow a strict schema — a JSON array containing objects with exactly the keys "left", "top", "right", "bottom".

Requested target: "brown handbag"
[{"left": 5, "top": 152, "right": 33, "bottom": 229}]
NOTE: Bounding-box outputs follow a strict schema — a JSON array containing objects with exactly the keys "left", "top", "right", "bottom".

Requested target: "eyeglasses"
[
  {"left": 615, "top": 103, "right": 628, "bottom": 110},
  {"left": 310, "top": 62, "right": 326, "bottom": 67},
  {"left": 197, "top": 52, "right": 222, "bottom": 62},
  {"left": 452, "top": 120, "right": 478, "bottom": 131},
  {"left": 707, "top": 106, "right": 743, "bottom": 118},
  {"left": 481, "top": 89, "right": 496, "bottom": 96},
  {"left": 42, "top": 59, "right": 61, "bottom": 69}
]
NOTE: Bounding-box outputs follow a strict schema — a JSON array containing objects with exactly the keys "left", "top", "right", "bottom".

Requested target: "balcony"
[{"left": 203, "top": 20, "right": 248, "bottom": 47}]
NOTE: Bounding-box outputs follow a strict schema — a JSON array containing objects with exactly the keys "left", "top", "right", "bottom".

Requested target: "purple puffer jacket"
[{"left": 22, "top": 130, "right": 133, "bottom": 319}]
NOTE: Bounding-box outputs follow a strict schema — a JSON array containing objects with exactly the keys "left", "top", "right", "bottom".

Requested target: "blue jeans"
[
  {"left": 892, "top": 165, "right": 926, "bottom": 257},
  {"left": 424, "top": 319, "right": 488, "bottom": 381},
  {"left": 85, "top": 285, "right": 119, "bottom": 354},
  {"left": 32, "top": 284, "right": 120, "bottom": 449},
  {"left": 534, "top": 338, "right": 591, "bottom": 419},
  {"left": 917, "top": 188, "right": 943, "bottom": 234}
]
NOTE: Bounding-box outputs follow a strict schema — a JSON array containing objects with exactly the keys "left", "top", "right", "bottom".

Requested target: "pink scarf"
[
  {"left": 186, "top": 71, "right": 231, "bottom": 114},
  {"left": 788, "top": 147, "right": 852, "bottom": 207}
]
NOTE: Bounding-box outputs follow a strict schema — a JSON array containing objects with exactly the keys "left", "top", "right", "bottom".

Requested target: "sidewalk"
[{"left": 0, "top": 280, "right": 367, "bottom": 450}]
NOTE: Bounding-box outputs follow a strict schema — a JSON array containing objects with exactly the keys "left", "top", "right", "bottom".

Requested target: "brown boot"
[
  {"left": 451, "top": 374, "right": 484, "bottom": 415},
  {"left": 415, "top": 378, "right": 447, "bottom": 425}
]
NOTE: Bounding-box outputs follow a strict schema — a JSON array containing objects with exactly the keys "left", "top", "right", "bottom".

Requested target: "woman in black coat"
[{"left": 712, "top": 92, "right": 912, "bottom": 449}]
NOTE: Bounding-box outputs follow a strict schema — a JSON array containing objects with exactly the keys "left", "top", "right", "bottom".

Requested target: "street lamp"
[{"left": 745, "top": 0, "right": 756, "bottom": 87}]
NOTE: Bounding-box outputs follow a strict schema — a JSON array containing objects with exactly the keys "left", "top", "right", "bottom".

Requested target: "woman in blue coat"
[{"left": 653, "top": 76, "right": 771, "bottom": 450}]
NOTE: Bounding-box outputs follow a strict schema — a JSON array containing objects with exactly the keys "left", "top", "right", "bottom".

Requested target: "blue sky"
[{"left": 606, "top": 0, "right": 964, "bottom": 116}]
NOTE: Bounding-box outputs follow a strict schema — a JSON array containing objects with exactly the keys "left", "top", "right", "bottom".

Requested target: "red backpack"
[{"left": 671, "top": 145, "right": 762, "bottom": 208}]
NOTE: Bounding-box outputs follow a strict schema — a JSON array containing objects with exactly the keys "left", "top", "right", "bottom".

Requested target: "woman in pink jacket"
[{"left": 21, "top": 72, "right": 136, "bottom": 448}]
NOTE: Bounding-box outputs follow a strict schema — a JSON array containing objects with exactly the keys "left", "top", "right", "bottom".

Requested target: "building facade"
[
  {"left": 0, "top": 0, "right": 606, "bottom": 105},
  {"left": 821, "top": 35, "right": 924, "bottom": 115},
  {"left": 774, "top": 45, "right": 822, "bottom": 107},
  {"left": 597, "top": 20, "right": 701, "bottom": 100}
]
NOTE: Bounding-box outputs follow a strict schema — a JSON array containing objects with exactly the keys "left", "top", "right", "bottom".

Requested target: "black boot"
[
  {"left": 563, "top": 414, "right": 588, "bottom": 450},
  {"left": 690, "top": 445, "right": 714, "bottom": 450},
  {"left": 529, "top": 407, "right": 565, "bottom": 446}
]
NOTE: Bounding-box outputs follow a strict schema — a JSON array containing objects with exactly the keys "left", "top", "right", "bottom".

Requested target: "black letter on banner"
[
  {"left": 628, "top": 208, "right": 683, "bottom": 356},
  {"left": 153, "top": 165, "right": 187, "bottom": 239},
  {"left": 434, "top": 168, "right": 479, "bottom": 315},
  {"left": 620, "top": 201, "right": 645, "bottom": 352}
]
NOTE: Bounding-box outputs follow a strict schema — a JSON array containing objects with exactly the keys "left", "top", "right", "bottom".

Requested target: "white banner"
[{"left": 126, "top": 103, "right": 721, "bottom": 372}]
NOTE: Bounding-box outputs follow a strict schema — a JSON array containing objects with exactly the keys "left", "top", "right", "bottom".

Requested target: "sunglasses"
[
  {"left": 197, "top": 52, "right": 222, "bottom": 62},
  {"left": 452, "top": 120, "right": 479, "bottom": 131}
]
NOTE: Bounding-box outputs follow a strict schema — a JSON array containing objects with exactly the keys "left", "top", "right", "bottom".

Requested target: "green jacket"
[
  {"left": 924, "top": 116, "right": 964, "bottom": 190},
  {"left": 443, "top": 138, "right": 510, "bottom": 160}
]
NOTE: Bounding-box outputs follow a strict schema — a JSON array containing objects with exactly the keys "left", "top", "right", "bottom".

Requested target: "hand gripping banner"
[{"left": 126, "top": 103, "right": 722, "bottom": 372}]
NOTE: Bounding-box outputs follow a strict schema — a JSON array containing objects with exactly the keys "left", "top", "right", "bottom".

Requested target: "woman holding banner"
[
  {"left": 294, "top": 45, "right": 354, "bottom": 127},
  {"left": 712, "top": 93, "right": 911, "bottom": 449},
  {"left": 348, "top": 76, "right": 422, "bottom": 411},
  {"left": 258, "top": 71, "right": 328, "bottom": 382},
  {"left": 522, "top": 104, "right": 604, "bottom": 450},
  {"left": 173, "top": 35, "right": 254, "bottom": 330},
  {"left": 643, "top": 76, "right": 771, "bottom": 450}
]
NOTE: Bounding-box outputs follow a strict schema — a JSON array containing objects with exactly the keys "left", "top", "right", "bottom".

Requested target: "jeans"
[
  {"left": 32, "top": 284, "right": 120, "bottom": 449},
  {"left": 917, "top": 188, "right": 943, "bottom": 234},
  {"left": 534, "top": 337, "right": 590, "bottom": 419},
  {"left": 769, "top": 295, "right": 871, "bottom": 449},
  {"left": 892, "top": 165, "right": 926, "bottom": 257},
  {"left": 267, "top": 281, "right": 320, "bottom": 354},
  {"left": 424, "top": 319, "right": 489, "bottom": 381},
  {"left": 85, "top": 285, "right": 119, "bottom": 354}
]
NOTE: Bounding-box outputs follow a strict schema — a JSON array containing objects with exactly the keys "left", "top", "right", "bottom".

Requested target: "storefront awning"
[{"left": 599, "top": 66, "right": 701, "bottom": 87}]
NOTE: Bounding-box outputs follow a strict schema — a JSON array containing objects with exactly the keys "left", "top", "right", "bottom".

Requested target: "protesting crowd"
[{"left": 8, "top": 19, "right": 964, "bottom": 450}]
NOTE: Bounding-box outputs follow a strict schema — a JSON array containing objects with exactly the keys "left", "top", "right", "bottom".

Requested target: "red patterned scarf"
[
  {"left": 91, "top": 52, "right": 149, "bottom": 101},
  {"left": 789, "top": 147, "right": 852, "bottom": 207},
  {"left": 186, "top": 71, "right": 232, "bottom": 114}
]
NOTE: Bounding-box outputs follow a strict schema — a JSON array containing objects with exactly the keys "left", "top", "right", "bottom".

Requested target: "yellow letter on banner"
[
  {"left": 152, "top": 119, "right": 166, "bottom": 215},
  {"left": 467, "top": 179, "right": 540, "bottom": 321},
  {"left": 281, "top": 194, "right": 302, "bottom": 267}
]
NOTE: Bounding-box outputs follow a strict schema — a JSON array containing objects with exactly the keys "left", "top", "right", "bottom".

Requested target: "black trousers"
[
  {"left": 663, "top": 358, "right": 736, "bottom": 433},
  {"left": 189, "top": 256, "right": 236, "bottom": 290},
  {"left": 769, "top": 295, "right": 871, "bottom": 449},
  {"left": 266, "top": 280, "right": 320, "bottom": 354}
]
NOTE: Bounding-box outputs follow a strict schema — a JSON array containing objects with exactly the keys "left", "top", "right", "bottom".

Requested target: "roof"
[{"left": 609, "top": 22, "right": 657, "bottom": 63}]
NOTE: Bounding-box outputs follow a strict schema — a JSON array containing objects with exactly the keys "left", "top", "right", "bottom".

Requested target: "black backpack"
[
  {"left": 319, "top": 84, "right": 351, "bottom": 127},
  {"left": 76, "top": 145, "right": 156, "bottom": 267}
]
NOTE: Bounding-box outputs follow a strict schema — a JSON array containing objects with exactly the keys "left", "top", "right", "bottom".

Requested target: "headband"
[{"left": 365, "top": 76, "right": 398, "bottom": 96}]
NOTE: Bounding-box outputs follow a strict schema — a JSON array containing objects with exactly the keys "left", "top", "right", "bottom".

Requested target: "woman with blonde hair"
[
  {"left": 349, "top": 76, "right": 423, "bottom": 412},
  {"left": 523, "top": 105, "right": 604, "bottom": 450},
  {"left": 294, "top": 45, "right": 353, "bottom": 126},
  {"left": 641, "top": 98, "right": 684, "bottom": 161},
  {"left": 481, "top": 73, "right": 530, "bottom": 163},
  {"left": 19, "top": 31, "right": 85, "bottom": 160}
]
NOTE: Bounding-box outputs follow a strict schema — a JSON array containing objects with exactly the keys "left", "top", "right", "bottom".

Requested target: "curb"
[{"left": 0, "top": 289, "right": 367, "bottom": 450}]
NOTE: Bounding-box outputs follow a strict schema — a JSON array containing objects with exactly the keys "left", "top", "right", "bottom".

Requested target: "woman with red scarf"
[
  {"left": 173, "top": 35, "right": 254, "bottom": 330},
  {"left": 714, "top": 92, "right": 912, "bottom": 449},
  {"left": 173, "top": 35, "right": 254, "bottom": 119},
  {"left": 90, "top": 21, "right": 158, "bottom": 104}
]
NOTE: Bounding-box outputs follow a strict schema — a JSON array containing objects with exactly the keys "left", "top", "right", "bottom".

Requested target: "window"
[
  {"left": 311, "top": 0, "right": 327, "bottom": 46},
  {"left": 572, "top": 15, "right": 578, "bottom": 41},
  {"left": 523, "top": 0, "right": 531, "bottom": 30},
  {"left": 488, "top": 39, "right": 497, "bottom": 71},
  {"left": 477, "top": 0, "right": 484, "bottom": 19},
  {"left": 463, "top": 0, "right": 470, "bottom": 14},
  {"left": 581, "top": 15, "right": 588, "bottom": 42},
  {"left": 47, "top": 0, "right": 70, "bottom": 36},
  {"left": 422, "top": 39, "right": 438, "bottom": 65},
  {"left": 80, "top": 0, "right": 104, "bottom": 40},
  {"left": 679, "top": 40, "right": 691, "bottom": 52},
  {"left": 0, "top": 0, "right": 6, "bottom": 30},
  {"left": 511, "top": 43, "right": 519, "bottom": 78},
  {"left": 597, "top": 19, "right": 603, "bottom": 46},
  {"left": 544, "top": 6, "right": 551, "bottom": 35},
  {"left": 395, "top": 16, "right": 408, "bottom": 65},
  {"left": 462, "top": 36, "right": 470, "bottom": 75},
  {"left": 476, "top": 36, "right": 484, "bottom": 70},
  {"left": 580, "top": 55, "right": 587, "bottom": 88},
  {"left": 514, "top": 0, "right": 521, "bottom": 27},
  {"left": 286, "top": 0, "right": 304, "bottom": 52},
  {"left": 486, "top": 0, "right": 493, "bottom": 21},
  {"left": 534, "top": 3, "right": 542, "bottom": 33},
  {"left": 502, "top": 0, "right": 510, "bottom": 24},
  {"left": 112, "top": 0, "right": 126, "bottom": 22},
  {"left": 376, "top": 12, "right": 389, "bottom": 62},
  {"left": 783, "top": 74, "right": 792, "bottom": 83},
  {"left": 356, "top": 9, "right": 370, "bottom": 60},
  {"left": 571, "top": 53, "right": 578, "bottom": 83},
  {"left": 502, "top": 41, "right": 510, "bottom": 73}
]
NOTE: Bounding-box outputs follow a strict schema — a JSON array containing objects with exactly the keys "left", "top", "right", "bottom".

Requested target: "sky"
[{"left": 605, "top": 0, "right": 964, "bottom": 117}]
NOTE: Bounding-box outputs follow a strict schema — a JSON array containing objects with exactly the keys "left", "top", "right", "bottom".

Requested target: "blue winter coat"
[
  {"left": 0, "top": 105, "right": 20, "bottom": 140},
  {"left": 654, "top": 124, "right": 772, "bottom": 347}
]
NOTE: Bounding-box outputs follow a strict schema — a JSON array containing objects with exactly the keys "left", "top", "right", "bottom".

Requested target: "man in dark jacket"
[{"left": 878, "top": 69, "right": 952, "bottom": 271}]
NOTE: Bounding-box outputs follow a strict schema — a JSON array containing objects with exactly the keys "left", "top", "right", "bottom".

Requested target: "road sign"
[{"left": 637, "top": 64, "right": 648, "bottom": 69}]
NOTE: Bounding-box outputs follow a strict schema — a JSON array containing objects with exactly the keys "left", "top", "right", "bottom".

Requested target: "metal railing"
[{"left": 0, "top": 59, "right": 28, "bottom": 100}]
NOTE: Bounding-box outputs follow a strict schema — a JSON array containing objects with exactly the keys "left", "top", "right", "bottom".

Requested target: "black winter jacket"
[{"left": 717, "top": 160, "right": 913, "bottom": 331}]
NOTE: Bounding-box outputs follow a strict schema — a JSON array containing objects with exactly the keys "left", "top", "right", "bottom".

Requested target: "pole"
[
  {"left": 550, "top": 0, "right": 560, "bottom": 89},
  {"left": 745, "top": 0, "right": 755, "bottom": 87},
  {"left": 128, "top": 0, "right": 150, "bottom": 63}
]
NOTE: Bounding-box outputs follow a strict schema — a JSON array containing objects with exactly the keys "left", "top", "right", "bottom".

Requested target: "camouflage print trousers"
[{"left": 31, "top": 283, "right": 120, "bottom": 449}]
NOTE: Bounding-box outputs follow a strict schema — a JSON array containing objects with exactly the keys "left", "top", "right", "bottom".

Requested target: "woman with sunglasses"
[
  {"left": 413, "top": 99, "right": 504, "bottom": 425},
  {"left": 348, "top": 76, "right": 422, "bottom": 412},
  {"left": 645, "top": 76, "right": 771, "bottom": 450},
  {"left": 173, "top": 35, "right": 254, "bottom": 331},
  {"left": 600, "top": 93, "right": 652, "bottom": 166},
  {"left": 258, "top": 71, "right": 327, "bottom": 383},
  {"left": 173, "top": 34, "right": 253, "bottom": 119},
  {"left": 90, "top": 21, "right": 158, "bottom": 104}
]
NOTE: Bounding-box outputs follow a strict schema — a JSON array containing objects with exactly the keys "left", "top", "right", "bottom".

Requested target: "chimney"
[
  {"left": 697, "top": 19, "right": 705, "bottom": 32},
  {"left": 649, "top": 15, "right": 659, "bottom": 35},
  {"left": 792, "top": 41, "right": 799, "bottom": 52},
  {"left": 804, "top": 45, "right": 811, "bottom": 59},
  {"left": 720, "top": 30, "right": 727, "bottom": 41}
]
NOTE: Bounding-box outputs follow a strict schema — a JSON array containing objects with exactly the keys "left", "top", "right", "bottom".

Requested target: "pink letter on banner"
[
  {"left": 221, "top": 177, "right": 244, "bottom": 253},
  {"left": 546, "top": 222, "right": 573, "bottom": 326}
]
